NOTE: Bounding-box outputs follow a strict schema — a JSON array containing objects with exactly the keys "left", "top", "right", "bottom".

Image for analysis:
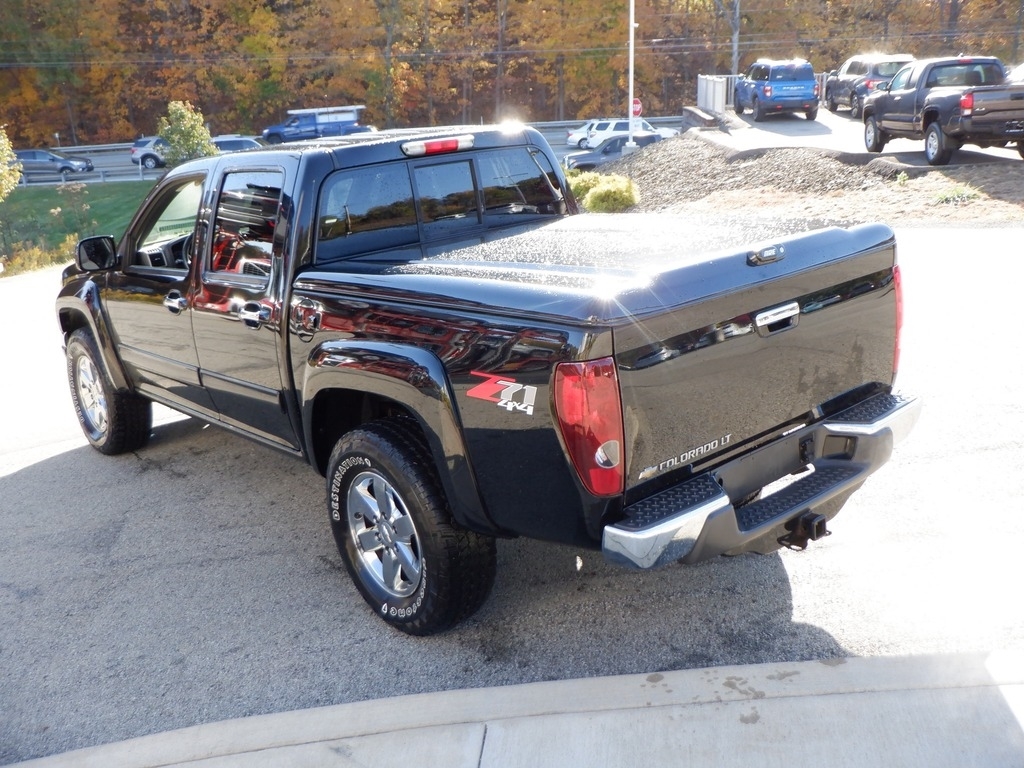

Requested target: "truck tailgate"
[
  {"left": 611, "top": 222, "right": 899, "bottom": 495},
  {"left": 970, "top": 84, "right": 1024, "bottom": 131}
]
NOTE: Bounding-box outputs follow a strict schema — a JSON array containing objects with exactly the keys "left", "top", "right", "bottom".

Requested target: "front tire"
[
  {"left": 327, "top": 418, "right": 497, "bottom": 636},
  {"left": 1017, "top": 141, "right": 1024, "bottom": 160},
  {"left": 826, "top": 90, "right": 838, "bottom": 112},
  {"left": 66, "top": 329, "right": 152, "bottom": 455},
  {"left": 924, "top": 122, "right": 952, "bottom": 166},
  {"left": 734, "top": 92, "right": 745, "bottom": 115},
  {"left": 864, "top": 115, "right": 886, "bottom": 153}
]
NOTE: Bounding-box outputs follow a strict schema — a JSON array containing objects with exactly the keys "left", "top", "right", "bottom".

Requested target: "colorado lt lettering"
[{"left": 639, "top": 434, "right": 733, "bottom": 480}]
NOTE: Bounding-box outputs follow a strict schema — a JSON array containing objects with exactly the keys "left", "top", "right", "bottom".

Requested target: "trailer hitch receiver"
[{"left": 778, "top": 512, "right": 830, "bottom": 551}]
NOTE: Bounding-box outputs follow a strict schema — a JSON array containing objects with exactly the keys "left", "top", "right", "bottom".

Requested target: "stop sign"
[{"left": 631, "top": 98, "right": 643, "bottom": 117}]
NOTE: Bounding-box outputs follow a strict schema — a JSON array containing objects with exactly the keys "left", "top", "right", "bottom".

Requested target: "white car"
[
  {"left": 585, "top": 119, "right": 679, "bottom": 148},
  {"left": 566, "top": 120, "right": 600, "bottom": 147},
  {"left": 211, "top": 135, "right": 264, "bottom": 153}
]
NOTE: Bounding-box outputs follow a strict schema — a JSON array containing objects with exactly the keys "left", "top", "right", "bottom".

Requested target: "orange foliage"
[{"left": 1, "top": 0, "right": 1022, "bottom": 146}]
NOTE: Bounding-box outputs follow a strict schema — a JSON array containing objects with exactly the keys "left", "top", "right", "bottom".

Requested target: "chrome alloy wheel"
[
  {"left": 75, "top": 355, "right": 108, "bottom": 437},
  {"left": 347, "top": 470, "right": 422, "bottom": 599}
]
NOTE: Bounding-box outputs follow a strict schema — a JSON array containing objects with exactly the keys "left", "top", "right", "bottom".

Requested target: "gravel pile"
[
  {"left": 597, "top": 130, "right": 1024, "bottom": 225},
  {"left": 602, "top": 132, "right": 887, "bottom": 211}
]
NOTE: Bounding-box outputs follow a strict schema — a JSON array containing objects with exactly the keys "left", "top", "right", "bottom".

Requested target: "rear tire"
[
  {"left": 66, "top": 329, "right": 152, "bottom": 455},
  {"left": 805, "top": 106, "right": 818, "bottom": 121},
  {"left": 1016, "top": 141, "right": 1024, "bottom": 160},
  {"left": 850, "top": 94, "right": 862, "bottom": 120},
  {"left": 327, "top": 418, "right": 497, "bottom": 636},
  {"left": 924, "top": 122, "right": 952, "bottom": 166},
  {"left": 752, "top": 96, "right": 764, "bottom": 122},
  {"left": 864, "top": 115, "right": 886, "bottom": 153}
]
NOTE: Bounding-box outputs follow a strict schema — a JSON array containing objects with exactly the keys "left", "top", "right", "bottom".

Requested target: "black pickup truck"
[
  {"left": 56, "top": 125, "right": 919, "bottom": 635},
  {"left": 863, "top": 55, "right": 1024, "bottom": 165}
]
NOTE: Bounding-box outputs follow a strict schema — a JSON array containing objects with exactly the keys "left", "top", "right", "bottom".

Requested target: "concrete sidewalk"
[{"left": 14, "top": 651, "right": 1024, "bottom": 768}]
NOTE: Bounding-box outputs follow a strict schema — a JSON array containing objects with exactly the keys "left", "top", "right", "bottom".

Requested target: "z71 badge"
[{"left": 467, "top": 371, "right": 537, "bottom": 416}]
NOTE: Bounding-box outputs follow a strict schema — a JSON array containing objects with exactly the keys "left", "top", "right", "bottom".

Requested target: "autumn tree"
[
  {"left": 157, "top": 101, "right": 216, "bottom": 167},
  {"left": 0, "top": 126, "right": 20, "bottom": 204}
]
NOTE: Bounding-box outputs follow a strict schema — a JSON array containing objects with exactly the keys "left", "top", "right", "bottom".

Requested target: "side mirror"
[{"left": 77, "top": 235, "right": 117, "bottom": 271}]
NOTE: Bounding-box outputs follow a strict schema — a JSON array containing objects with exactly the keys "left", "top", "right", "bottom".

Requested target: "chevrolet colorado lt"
[{"left": 56, "top": 125, "right": 920, "bottom": 635}]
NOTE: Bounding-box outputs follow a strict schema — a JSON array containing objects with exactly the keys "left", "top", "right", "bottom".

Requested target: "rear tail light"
[
  {"left": 764, "top": 85, "right": 773, "bottom": 98},
  {"left": 553, "top": 357, "right": 625, "bottom": 497},
  {"left": 893, "top": 263, "right": 903, "bottom": 378},
  {"left": 814, "top": 82, "right": 820, "bottom": 98},
  {"left": 960, "top": 91, "right": 974, "bottom": 116}
]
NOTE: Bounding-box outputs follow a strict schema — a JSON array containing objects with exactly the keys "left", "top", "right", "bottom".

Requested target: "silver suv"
[
  {"left": 129, "top": 137, "right": 169, "bottom": 169},
  {"left": 15, "top": 148, "right": 93, "bottom": 174}
]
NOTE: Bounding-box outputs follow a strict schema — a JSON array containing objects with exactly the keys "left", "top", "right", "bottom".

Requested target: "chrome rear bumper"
[{"left": 603, "top": 392, "right": 921, "bottom": 569}]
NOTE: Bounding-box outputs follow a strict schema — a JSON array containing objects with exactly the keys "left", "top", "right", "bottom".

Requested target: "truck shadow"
[
  {"left": 468, "top": 536, "right": 846, "bottom": 674},
  {"left": 734, "top": 112, "right": 832, "bottom": 136},
  {"left": 0, "top": 416, "right": 844, "bottom": 762}
]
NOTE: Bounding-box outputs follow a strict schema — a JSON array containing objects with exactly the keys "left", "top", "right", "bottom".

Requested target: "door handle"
[
  {"left": 163, "top": 291, "right": 187, "bottom": 314},
  {"left": 239, "top": 302, "right": 272, "bottom": 329},
  {"left": 755, "top": 302, "right": 800, "bottom": 337}
]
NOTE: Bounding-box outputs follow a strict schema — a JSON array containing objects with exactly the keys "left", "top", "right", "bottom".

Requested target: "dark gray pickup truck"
[
  {"left": 56, "top": 125, "right": 919, "bottom": 635},
  {"left": 863, "top": 55, "right": 1024, "bottom": 164}
]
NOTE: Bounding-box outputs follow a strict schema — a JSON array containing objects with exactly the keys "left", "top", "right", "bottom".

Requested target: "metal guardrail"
[{"left": 17, "top": 166, "right": 164, "bottom": 186}]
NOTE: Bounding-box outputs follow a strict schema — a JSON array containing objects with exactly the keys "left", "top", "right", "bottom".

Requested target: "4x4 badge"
[{"left": 467, "top": 372, "right": 537, "bottom": 416}]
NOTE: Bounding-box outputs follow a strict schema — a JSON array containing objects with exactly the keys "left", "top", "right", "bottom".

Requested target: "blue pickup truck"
[
  {"left": 261, "top": 105, "right": 372, "bottom": 143},
  {"left": 734, "top": 59, "right": 820, "bottom": 121}
]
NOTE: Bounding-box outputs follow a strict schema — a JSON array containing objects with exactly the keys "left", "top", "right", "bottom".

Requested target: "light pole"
[{"left": 626, "top": 0, "right": 636, "bottom": 149}]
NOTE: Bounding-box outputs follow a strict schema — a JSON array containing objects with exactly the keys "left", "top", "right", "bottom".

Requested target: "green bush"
[
  {"left": 581, "top": 175, "right": 638, "bottom": 213},
  {"left": 566, "top": 170, "right": 605, "bottom": 201}
]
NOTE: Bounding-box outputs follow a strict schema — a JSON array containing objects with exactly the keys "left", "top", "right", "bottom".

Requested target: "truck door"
[
  {"left": 878, "top": 64, "right": 917, "bottom": 134},
  {"left": 104, "top": 173, "right": 217, "bottom": 416},
  {"left": 190, "top": 168, "right": 301, "bottom": 451}
]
